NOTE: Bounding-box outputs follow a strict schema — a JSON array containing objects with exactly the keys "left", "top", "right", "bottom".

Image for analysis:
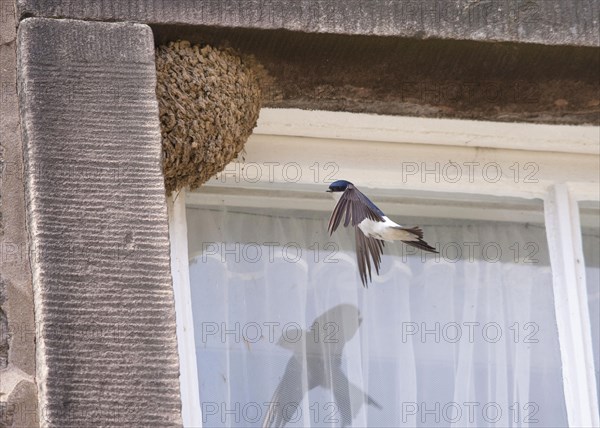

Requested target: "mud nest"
[{"left": 156, "top": 40, "right": 262, "bottom": 194}]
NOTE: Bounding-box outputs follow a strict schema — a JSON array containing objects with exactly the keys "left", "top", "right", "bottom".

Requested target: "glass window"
[{"left": 186, "top": 198, "right": 567, "bottom": 427}]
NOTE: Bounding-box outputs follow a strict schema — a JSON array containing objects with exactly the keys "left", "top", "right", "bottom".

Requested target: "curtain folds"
[
  {"left": 582, "top": 226, "right": 600, "bottom": 407},
  {"left": 187, "top": 206, "right": 568, "bottom": 427}
]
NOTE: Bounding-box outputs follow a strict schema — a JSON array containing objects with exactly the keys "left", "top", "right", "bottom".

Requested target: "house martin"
[{"left": 327, "top": 180, "right": 438, "bottom": 286}]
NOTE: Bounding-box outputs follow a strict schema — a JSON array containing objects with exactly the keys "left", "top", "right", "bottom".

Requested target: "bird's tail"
[{"left": 393, "top": 226, "right": 439, "bottom": 253}]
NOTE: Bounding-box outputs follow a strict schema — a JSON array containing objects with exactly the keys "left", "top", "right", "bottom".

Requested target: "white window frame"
[
  {"left": 169, "top": 108, "right": 600, "bottom": 427},
  {"left": 168, "top": 192, "right": 203, "bottom": 428},
  {"left": 545, "top": 184, "right": 599, "bottom": 427}
]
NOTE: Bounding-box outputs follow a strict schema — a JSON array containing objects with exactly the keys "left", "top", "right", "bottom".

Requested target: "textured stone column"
[{"left": 17, "top": 18, "right": 182, "bottom": 427}]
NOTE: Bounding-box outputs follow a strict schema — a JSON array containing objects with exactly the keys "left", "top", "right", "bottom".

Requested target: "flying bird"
[{"left": 327, "top": 180, "right": 438, "bottom": 286}]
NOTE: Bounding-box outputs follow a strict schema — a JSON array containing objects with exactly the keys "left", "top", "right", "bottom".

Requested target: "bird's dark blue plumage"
[
  {"left": 327, "top": 180, "right": 438, "bottom": 286},
  {"left": 327, "top": 180, "right": 384, "bottom": 217}
]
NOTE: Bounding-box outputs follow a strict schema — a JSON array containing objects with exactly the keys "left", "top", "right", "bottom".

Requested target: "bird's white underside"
[{"left": 329, "top": 192, "right": 418, "bottom": 242}]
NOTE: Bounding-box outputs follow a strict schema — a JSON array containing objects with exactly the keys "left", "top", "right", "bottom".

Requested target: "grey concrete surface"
[
  {"left": 17, "top": 0, "right": 600, "bottom": 47},
  {"left": 17, "top": 17, "right": 182, "bottom": 427},
  {"left": 0, "top": 0, "right": 39, "bottom": 426}
]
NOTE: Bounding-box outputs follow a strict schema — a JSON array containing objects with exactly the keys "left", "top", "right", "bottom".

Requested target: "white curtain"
[
  {"left": 582, "top": 226, "right": 600, "bottom": 407},
  {"left": 187, "top": 205, "right": 568, "bottom": 427}
]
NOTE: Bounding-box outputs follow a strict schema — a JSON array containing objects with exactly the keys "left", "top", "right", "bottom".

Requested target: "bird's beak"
[{"left": 326, "top": 189, "right": 332, "bottom": 193}]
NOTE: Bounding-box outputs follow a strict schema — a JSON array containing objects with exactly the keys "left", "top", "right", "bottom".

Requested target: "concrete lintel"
[{"left": 17, "top": 0, "right": 600, "bottom": 47}]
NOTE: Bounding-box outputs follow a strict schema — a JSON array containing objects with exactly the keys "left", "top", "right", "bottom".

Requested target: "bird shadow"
[{"left": 262, "top": 303, "right": 382, "bottom": 427}]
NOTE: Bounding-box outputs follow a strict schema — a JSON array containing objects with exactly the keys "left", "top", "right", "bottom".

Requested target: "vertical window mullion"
[
  {"left": 168, "top": 189, "right": 203, "bottom": 427},
  {"left": 544, "top": 183, "right": 600, "bottom": 427}
]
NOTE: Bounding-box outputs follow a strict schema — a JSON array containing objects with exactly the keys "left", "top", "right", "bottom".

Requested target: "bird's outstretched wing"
[
  {"left": 262, "top": 357, "right": 305, "bottom": 428},
  {"left": 355, "top": 228, "right": 385, "bottom": 287},
  {"left": 332, "top": 372, "right": 383, "bottom": 427},
  {"left": 328, "top": 184, "right": 385, "bottom": 235}
]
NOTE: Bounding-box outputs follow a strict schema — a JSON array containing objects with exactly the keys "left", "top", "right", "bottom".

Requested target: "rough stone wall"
[
  {"left": 17, "top": 18, "right": 181, "bottom": 427},
  {"left": 0, "top": 0, "right": 39, "bottom": 426}
]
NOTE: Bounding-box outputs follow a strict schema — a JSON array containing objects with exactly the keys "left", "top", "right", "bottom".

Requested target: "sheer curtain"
[
  {"left": 187, "top": 204, "right": 568, "bottom": 427},
  {"left": 582, "top": 225, "right": 600, "bottom": 406}
]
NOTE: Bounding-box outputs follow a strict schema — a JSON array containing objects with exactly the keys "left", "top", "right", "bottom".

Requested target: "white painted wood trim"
[
  {"left": 167, "top": 189, "right": 203, "bottom": 428},
  {"left": 255, "top": 108, "right": 599, "bottom": 155},
  {"left": 544, "top": 184, "right": 600, "bottom": 428},
  {"left": 203, "top": 132, "right": 598, "bottom": 202},
  {"left": 568, "top": 182, "right": 600, "bottom": 204}
]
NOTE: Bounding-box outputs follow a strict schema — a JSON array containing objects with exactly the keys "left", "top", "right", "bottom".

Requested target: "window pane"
[
  {"left": 187, "top": 202, "right": 567, "bottom": 427},
  {"left": 581, "top": 207, "right": 600, "bottom": 407}
]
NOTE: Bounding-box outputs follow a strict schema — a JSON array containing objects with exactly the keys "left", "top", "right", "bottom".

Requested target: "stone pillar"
[{"left": 17, "top": 18, "right": 182, "bottom": 427}]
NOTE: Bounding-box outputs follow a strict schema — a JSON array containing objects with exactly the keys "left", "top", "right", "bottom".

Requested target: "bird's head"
[{"left": 326, "top": 180, "right": 353, "bottom": 193}]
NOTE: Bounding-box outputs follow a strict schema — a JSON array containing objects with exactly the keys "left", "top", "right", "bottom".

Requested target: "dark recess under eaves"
[{"left": 152, "top": 24, "right": 600, "bottom": 125}]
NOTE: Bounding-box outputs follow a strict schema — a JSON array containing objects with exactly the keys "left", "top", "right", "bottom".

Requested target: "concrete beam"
[
  {"left": 17, "top": 0, "right": 600, "bottom": 47},
  {"left": 17, "top": 17, "right": 182, "bottom": 427}
]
